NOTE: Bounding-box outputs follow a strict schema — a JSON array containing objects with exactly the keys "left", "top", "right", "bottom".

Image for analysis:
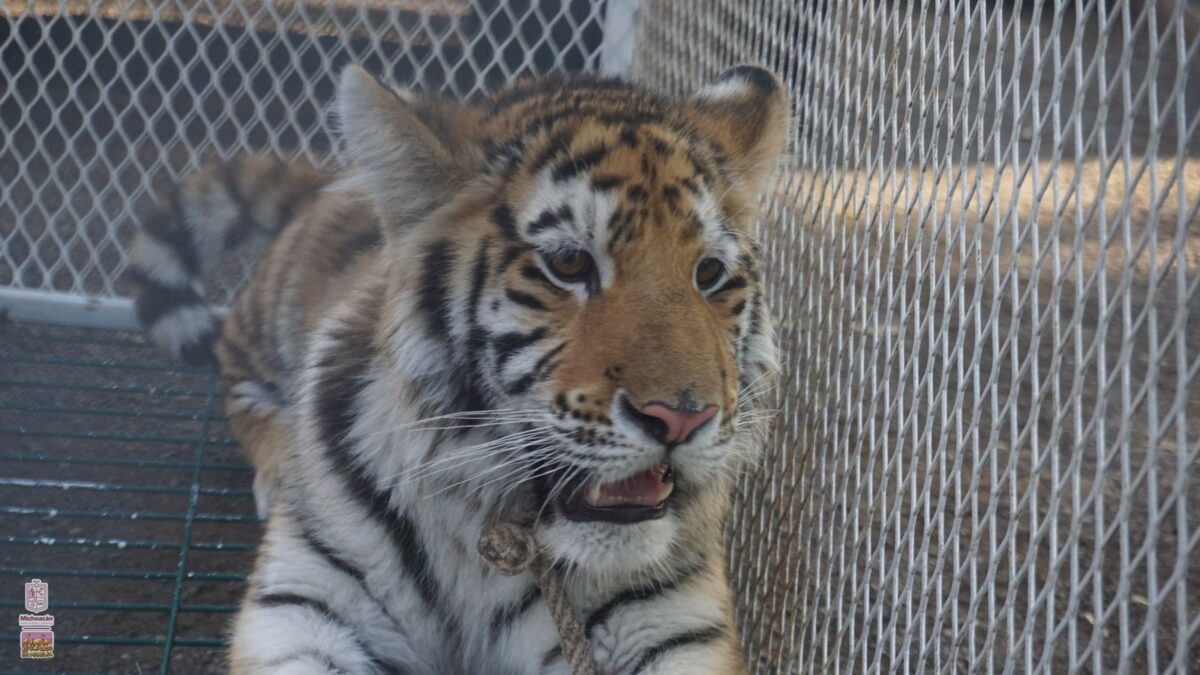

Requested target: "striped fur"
[
  {"left": 127, "top": 155, "right": 331, "bottom": 366},
  {"left": 136, "top": 64, "right": 788, "bottom": 674}
]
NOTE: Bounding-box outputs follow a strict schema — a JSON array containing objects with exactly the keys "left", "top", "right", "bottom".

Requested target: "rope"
[{"left": 478, "top": 520, "right": 598, "bottom": 675}]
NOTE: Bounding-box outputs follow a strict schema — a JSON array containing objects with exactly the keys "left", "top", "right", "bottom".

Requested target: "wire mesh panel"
[
  {"left": 0, "top": 320, "right": 258, "bottom": 672},
  {"left": 0, "top": 0, "right": 611, "bottom": 305},
  {"left": 635, "top": 0, "right": 1200, "bottom": 672}
]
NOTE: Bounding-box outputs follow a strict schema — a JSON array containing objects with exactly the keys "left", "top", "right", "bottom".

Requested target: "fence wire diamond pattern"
[
  {"left": 0, "top": 0, "right": 607, "bottom": 301},
  {"left": 637, "top": 1, "right": 1200, "bottom": 672}
]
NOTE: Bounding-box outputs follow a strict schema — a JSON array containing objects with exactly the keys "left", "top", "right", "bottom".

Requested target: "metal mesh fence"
[
  {"left": 1, "top": 0, "right": 1199, "bottom": 673},
  {"left": 0, "top": 0, "right": 614, "bottom": 305},
  {"left": 635, "top": 0, "right": 1200, "bottom": 672},
  {"left": 0, "top": 320, "right": 255, "bottom": 672}
]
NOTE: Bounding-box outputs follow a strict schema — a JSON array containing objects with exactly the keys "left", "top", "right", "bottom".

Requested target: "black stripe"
[
  {"left": 312, "top": 310, "right": 455, "bottom": 641},
  {"left": 504, "top": 342, "right": 564, "bottom": 396},
  {"left": 551, "top": 144, "right": 609, "bottom": 182},
  {"left": 518, "top": 109, "right": 664, "bottom": 145},
  {"left": 141, "top": 202, "right": 201, "bottom": 277},
  {"left": 489, "top": 75, "right": 638, "bottom": 115},
  {"left": 178, "top": 326, "right": 219, "bottom": 368},
  {"left": 296, "top": 513, "right": 420, "bottom": 653},
  {"left": 585, "top": 560, "right": 704, "bottom": 634},
  {"left": 394, "top": 514, "right": 442, "bottom": 611},
  {"left": 125, "top": 268, "right": 206, "bottom": 328},
  {"left": 335, "top": 229, "right": 384, "bottom": 264},
  {"left": 483, "top": 139, "right": 522, "bottom": 172},
  {"left": 639, "top": 155, "right": 657, "bottom": 183},
  {"left": 541, "top": 645, "right": 562, "bottom": 669},
  {"left": 591, "top": 174, "right": 624, "bottom": 190},
  {"left": 685, "top": 147, "right": 716, "bottom": 188},
  {"left": 217, "top": 335, "right": 258, "bottom": 380},
  {"left": 256, "top": 591, "right": 409, "bottom": 675},
  {"left": 468, "top": 238, "right": 491, "bottom": 327},
  {"left": 527, "top": 127, "right": 576, "bottom": 176},
  {"left": 505, "top": 288, "right": 547, "bottom": 311},
  {"left": 299, "top": 526, "right": 367, "bottom": 584},
  {"left": 739, "top": 293, "right": 763, "bottom": 363},
  {"left": 730, "top": 300, "right": 747, "bottom": 316},
  {"left": 630, "top": 625, "right": 725, "bottom": 674},
  {"left": 607, "top": 209, "right": 636, "bottom": 248},
  {"left": 716, "top": 276, "right": 748, "bottom": 294},
  {"left": 464, "top": 239, "right": 494, "bottom": 423},
  {"left": 220, "top": 157, "right": 265, "bottom": 250},
  {"left": 738, "top": 251, "right": 761, "bottom": 282},
  {"left": 527, "top": 205, "right": 574, "bottom": 236},
  {"left": 221, "top": 217, "right": 259, "bottom": 251},
  {"left": 647, "top": 136, "right": 671, "bottom": 157},
  {"left": 496, "top": 245, "right": 526, "bottom": 275},
  {"left": 489, "top": 585, "right": 541, "bottom": 643},
  {"left": 492, "top": 327, "right": 547, "bottom": 372},
  {"left": 417, "top": 240, "right": 455, "bottom": 337},
  {"left": 744, "top": 292, "right": 762, "bottom": 340},
  {"left": 493, "top": 204, "right": 519, "bottom": 241},
  {"left": 520, "top": 265, "right": 555, "bottom": 287},
  {"left": 257, "top": 592, "right": 343, "bottom": 618}
]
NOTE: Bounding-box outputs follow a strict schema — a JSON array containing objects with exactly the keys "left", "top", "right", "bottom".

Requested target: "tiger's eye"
[
  {"left": 544, "top": 249, "right": 595, "bottom": 283},
  {"left": 695, "top": 257, "right": 725, "bottom": 291}
]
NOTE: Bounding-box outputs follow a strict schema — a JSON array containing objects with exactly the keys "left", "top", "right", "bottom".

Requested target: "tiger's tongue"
[{"left": 584, "top": 463, "right": 674, "bottom": 508}]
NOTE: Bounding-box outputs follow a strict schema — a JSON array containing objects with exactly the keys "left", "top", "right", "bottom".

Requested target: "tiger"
[{"left": 126, "top": 63, "right": 789, "bottom": 674}]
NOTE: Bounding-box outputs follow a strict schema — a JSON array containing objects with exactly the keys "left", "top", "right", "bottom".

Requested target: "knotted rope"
[{"left": 478, "top": 520, "right": 598, "bottom": 675}]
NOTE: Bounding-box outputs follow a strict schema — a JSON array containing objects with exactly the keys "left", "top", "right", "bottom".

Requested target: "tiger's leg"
[
  {"left": 229, "top": 508, "right": 424, "bottom": 674},
  {"left": 217, "top": 307, "right": 293, "bottom": 520},
  {"left": 225, "top": 381, "right": 288, "bottom": 520},
  {"left": 586, "top": 554, "right": 750, "bottom": 675}
]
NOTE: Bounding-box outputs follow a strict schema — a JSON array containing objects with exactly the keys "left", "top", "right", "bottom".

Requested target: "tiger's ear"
[
  {"left": 686, "top": 65, "right": 790, "bottom": 199},
  {"left": 337, "top": 65, "right": 481, "bottom": 230}
]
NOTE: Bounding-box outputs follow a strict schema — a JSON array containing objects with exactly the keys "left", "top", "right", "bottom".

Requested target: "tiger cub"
[{"left": 128, "top": 64, "right": 788, "bottom": 674}]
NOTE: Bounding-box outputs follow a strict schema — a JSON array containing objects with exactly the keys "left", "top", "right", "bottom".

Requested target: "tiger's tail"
[{"left": 126, "top": 155, "right": 329, "bottom": 365}]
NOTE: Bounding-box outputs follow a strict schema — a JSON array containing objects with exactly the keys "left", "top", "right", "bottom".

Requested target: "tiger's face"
[{"left": 339, "top": 66, "right": 789, "bottom": 576}]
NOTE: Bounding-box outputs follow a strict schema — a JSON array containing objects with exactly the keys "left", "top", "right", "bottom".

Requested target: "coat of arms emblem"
[{"left": 24, "top": 579, "right": 48, "bottom": 614}]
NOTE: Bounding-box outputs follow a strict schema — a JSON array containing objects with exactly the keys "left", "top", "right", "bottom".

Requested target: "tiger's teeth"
[
  {"left": 586, "top": 483, "right": 604, "bottom": 506},
  {"left": 581, "top": 462, "right": 673, "bottom": 509}
]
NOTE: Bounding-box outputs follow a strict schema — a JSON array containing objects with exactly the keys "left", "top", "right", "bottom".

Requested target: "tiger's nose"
[{"left": 631, "top": 401, "right": 719, "bottom": 446}]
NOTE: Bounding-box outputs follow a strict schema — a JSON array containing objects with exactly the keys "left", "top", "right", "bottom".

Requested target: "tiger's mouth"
[{"left": 556, "top": 463, "right": 675, "bottom": 524}]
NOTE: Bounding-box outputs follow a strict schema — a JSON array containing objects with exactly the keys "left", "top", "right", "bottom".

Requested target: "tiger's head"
[{"left": 338, "top": 65, "right": 789, "bottom": 577}]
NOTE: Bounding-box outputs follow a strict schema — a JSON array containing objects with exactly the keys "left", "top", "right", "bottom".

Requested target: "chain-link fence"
[
  {"left": 0, "top": 0, "right": 622, "bottom": 319},
  {"left": 2, "top": 0, "right": 1199, "bottom": 673},
  {"left": 636, "top": 1, "right": 1200, "bottom": 672}
]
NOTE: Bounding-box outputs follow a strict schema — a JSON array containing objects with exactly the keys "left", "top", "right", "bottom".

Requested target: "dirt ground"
[{"left": 0, "top": 319, "right": 258, "bottom": 673}]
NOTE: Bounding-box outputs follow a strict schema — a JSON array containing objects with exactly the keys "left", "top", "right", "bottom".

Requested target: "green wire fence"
[{"left": 0, "top": 320, "right": 261, "bottom": 673}]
